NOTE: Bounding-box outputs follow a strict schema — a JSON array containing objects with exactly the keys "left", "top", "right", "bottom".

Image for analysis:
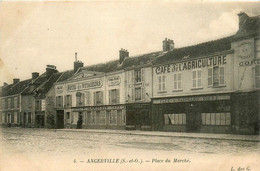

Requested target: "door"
[
  {"left": 186, "top": 103, "right": 201, "bottom": 132},
  {"left": 77, "top": 112, "right": 83, "bottom": 129},
  {"left": 56, "top": 110, "right": 64, "bottom": 129},
  {"left": 126, "top": 110, "right": 136, "bottom": 128},
  {"left": 23, "top": 113, "right": 26, "bottom": 126}
]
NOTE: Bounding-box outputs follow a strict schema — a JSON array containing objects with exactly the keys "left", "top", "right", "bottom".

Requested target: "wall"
[{"left": 153, "top": 51, "right": 234, "bottom": 98}]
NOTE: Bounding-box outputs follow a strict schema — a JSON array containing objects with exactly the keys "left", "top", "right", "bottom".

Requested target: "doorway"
[
  {"left": 186, "top": 103, "right": 201, "bottom": 132},
  {"left": 56, "top": 110, "right": 64, "bottom": 129}
]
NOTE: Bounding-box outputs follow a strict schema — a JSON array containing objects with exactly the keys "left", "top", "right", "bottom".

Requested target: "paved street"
[{"left": 0, "top": 128, "right": 259, "bottom": 171}]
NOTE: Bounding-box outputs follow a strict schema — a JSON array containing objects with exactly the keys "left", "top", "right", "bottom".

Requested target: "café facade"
[{"left": 151, "top": 20, "right": 260, "bottom": 134}]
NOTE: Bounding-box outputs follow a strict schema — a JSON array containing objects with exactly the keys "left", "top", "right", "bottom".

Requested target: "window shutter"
[
  {"left": 131, "top": 70, "right": 135, "bottom": 84},
  {"left": 163, "top": 75, "right": 166, "bottom": 90},
  {"left": 178, "top": 73, "right": 181, "bottom": 89},
  {"left": 192, "top": 70, "right": 196, "bottom": 88},
  {"left": 82, "top": 93, "right": 85, "bottom": 106},
  {"left": 141, "top": 68, "right": 144, "bottom": 82},
  {"left": 131, "top": 88, "right": 135, "bottom": 102},
  {"left": 141, "top": 87, "right": 145, "bottom": 101},
  {"left": 93, "top": 92, "right": 96, "bottom": 105},
  {"left": 116, "top": 89, "right": 120, "bottom": 104},
  {"left": 108, "top": 90, "right": 111, "bottom": 104},
  {"left": 208, "top": 68, "right": 213, "bottom": 86},
  {"left": 220, "top": 67, "right": 225, "bottom": 85},
  {"left": 69, "top": 95, "right": 72, "bottom": 106},
  {"left": 100, "top": 91, "right": 104, "bottom": 105},
  {"left": 158, "top": 76, "right": 161, "bottom": 91}
]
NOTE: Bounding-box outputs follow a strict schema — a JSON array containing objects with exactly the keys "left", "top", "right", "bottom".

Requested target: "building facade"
[
  {"left": 151, "top": 12, "right": 260, "bottom": 134},
  {"left": 54, "top": 70, "right": 127, "bottom": 129}
]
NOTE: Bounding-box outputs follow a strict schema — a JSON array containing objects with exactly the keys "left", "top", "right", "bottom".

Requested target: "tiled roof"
[
  {"left": 35, "top": 72, "right": 63, "bottom": 98},
  {"left": 0, "top": 79, "right": 32, "bottom": 97},
  {"left": 153, "top": 36, "right": 233, "bottom": 65},
  {"left": 56, "top": 70, "right": 75, "bottom": 83}
]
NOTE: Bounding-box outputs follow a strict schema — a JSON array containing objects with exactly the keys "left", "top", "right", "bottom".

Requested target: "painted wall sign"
[
  {"left": 107, "top": 76, "right": 121, "bottom": 86},
  {"left": 153, "top": 94, "right": 230, "bottom": 104},
  {"left": 72, "top": 105, "right": 124, "bottom": 111},
  {"left": 238, "top": 40, "right": 254, "bottom": 59},
  {"left": 67, "top": 79, "right": 103, "bottom": 92},
  {"left": 239, "top": 59, "right": 260, "bottom": 67},
  {"left": 129, "top": 83, "right": 145, "bottom": 88},
  {"left": 155, "top": 55, "right": 227, "bottom": 74},
  {"left": 80, "top": 79, "right": 102, "bottom": 90}
]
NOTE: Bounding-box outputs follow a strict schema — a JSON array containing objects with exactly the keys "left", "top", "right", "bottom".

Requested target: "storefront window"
[
  {"left": 201, "top": 113, "right": 231, "bottom": 126},
  {"left": 192, "top": 70, "right": 202, "bottom": 88},
  {"left": 14, "top": 112, "right": 17, "bottom": 123},
  {"left": 208, "top": 66, "right": 225, "bottom": 87},
  {"left": 255, "top": 65, "right": 260, "bottom": 88},
  {"left": 109, "top": 110, "right": 117, "bottom": 125},
  {"left": 158, "top": 75, "right": 166, "bottom": 91},
  {"left": 164, "top": 114, "right": 186, "bottom": 125},
  {"left": 87, "top": 111, "right": 96, "bottom": 125},
  {"left": 99, "top": 111, "right": 106, "bottom": 125},
  {"left": 173, "top": 73, "right": 182, "bottom": 90}
]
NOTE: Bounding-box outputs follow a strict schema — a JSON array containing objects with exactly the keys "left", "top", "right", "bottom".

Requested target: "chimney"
[
  {"left": 74, "top": 52, "right": 84, "bottom": 73},
  {"left": 3, "top": 82, "right": 8, "bottom": 86},
  {"left": 32, "top": 72, "right": 39, "bottom": 80},
  {"left": 46, "top": 65, "right": 57, "bottom": 79},
  {"left": 238, "top": 12, "right": 249, "bottom": 29},
  {"left": 163, "top": 38, "right": 174, "bottom": 51},
  {"left": 119, "top": 48, "right": 129, "bottom": 64},
  {"left": 13, "top": 78, "right": 20, "bottom": 84}
]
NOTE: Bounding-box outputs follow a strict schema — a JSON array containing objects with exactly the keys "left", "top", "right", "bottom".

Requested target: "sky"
[{"left": 0, "top": 1, "right": 260, "bottom": 86}]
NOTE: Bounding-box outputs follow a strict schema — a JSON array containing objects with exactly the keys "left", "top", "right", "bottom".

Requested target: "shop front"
[
  {"left": 152, "top": 93, "right": 234, "bottom": 134},
  {"left": 125, "top": 103, "right": 151, "bottom": 130},
  {"left": 68, "top": 105, "right": 126, "bottom": 130}
]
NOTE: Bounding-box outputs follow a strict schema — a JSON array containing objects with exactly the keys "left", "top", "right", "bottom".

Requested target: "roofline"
[
  {"left": 152, "top": 49, "right": 234, "bottom": 68},
  {"left": 0, "top": 93, "right": 21, "bottom": 98}
]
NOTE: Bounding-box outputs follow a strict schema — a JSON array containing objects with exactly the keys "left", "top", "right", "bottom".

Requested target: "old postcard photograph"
[{"left": 0, "top": 0, "right": 259, "bottom": 170}]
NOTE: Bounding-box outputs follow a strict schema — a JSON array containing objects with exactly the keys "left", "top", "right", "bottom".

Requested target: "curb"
[{"left": 54, "top": 129, "right": 260, "bottom": 142}]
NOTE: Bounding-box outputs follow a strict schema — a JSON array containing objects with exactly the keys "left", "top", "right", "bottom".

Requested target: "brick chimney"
[
  {"left": 13, "top": 78, "right": 20, "bottom": 84},
  {"left": 46, "top": 65, "right": 57, "bottom": 79},
  {"left": 238, "top": 12, "right": 249, "bottom": 29},
  {"left": 74, "top": 52, "right": 84, "bottom": 73},
  {"left": 163, "top": 38, "right": 174, "bottom": 51},
  {"left": 119, "top": 48, "right": 129, "bottom": 64},
  {"left": 32, "top": 72, "right": 39, "bottom": 80}
]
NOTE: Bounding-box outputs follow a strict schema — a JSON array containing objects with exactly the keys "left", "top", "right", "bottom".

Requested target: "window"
[
  {"left": 135, "top": 70, "right": 141, "bottom": 83},
  {"left": 11, "top": 113, "right": 14, "bottom": 123},
  {"left": 66, "top": 112, "right": 70, "bottom": 120},
  {"left": 173, "top": 73, "right": 182, "bottom": 90},
  {"left": 72, "top": 112, "right": 78, "bottom": 124},
  {"left": 208, "top": 66, "right": 225, "bottom": 87},
  {"left": 87, "top": 111, "right": 96, "bottom": 125},
  {"left": 11, "top": 98, "right": 14, "bottom": 108},
  {"left": 135, "top": 88, "right": 142, "bottom": 101},
  {"left": 5, "top": 99, "right": 8, "bottom": 109},
  {"left": 201, "top": 113, "right": 231, "bottom": 125},
  {"left": 36, "top": 100, "right": 41, "bottom": 111},
  {"left": 109, "top": 110, "right": 117, "bottom": 125},
  {"left": 255, "top": 65, "right": 260, "bottom": 88},
  {"left": 14, "top": 112, "right": 17, "bottom": 123},
  {"left": 65, "top": 95, "right": 72, "bottom": 107},
  {"left": 99, "top": 111, "right": 106, "bottom": 125},
  {"left": 76, "top": 92, "right": 85, "bottom": 107},
  {"left": 8, "top": 98, "right": 11, "bottom": 109},
  {"left": 192, "top": 70, "right": 202, "bottom": 88},
  {"left": 2, "top": 99, "right": 5, "bottom": 110},
  {"left": 55, "top": 96, "right": 63, "bottom": 108},
  {"left": 94, "top": 91, "right": 103, "bottom": 105},
  {"left": 158, "top": 75, "right": 166, "bottom": 91},
  {"left": 164, "top": 114, "right": 186, "bottom": 125},
  {"left": 117, "top": 110, "right": 122, "bottom": 125},
  {"left": 109, "top": 89, "right": 120, "bottom": 104},
  {"left": 14, "top": 97, "right": 18, "bottom": 108}
]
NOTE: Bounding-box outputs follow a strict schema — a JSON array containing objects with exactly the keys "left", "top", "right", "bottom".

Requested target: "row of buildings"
[{"left": 0, "top": 12, "right": 259, "bottom": 134}]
